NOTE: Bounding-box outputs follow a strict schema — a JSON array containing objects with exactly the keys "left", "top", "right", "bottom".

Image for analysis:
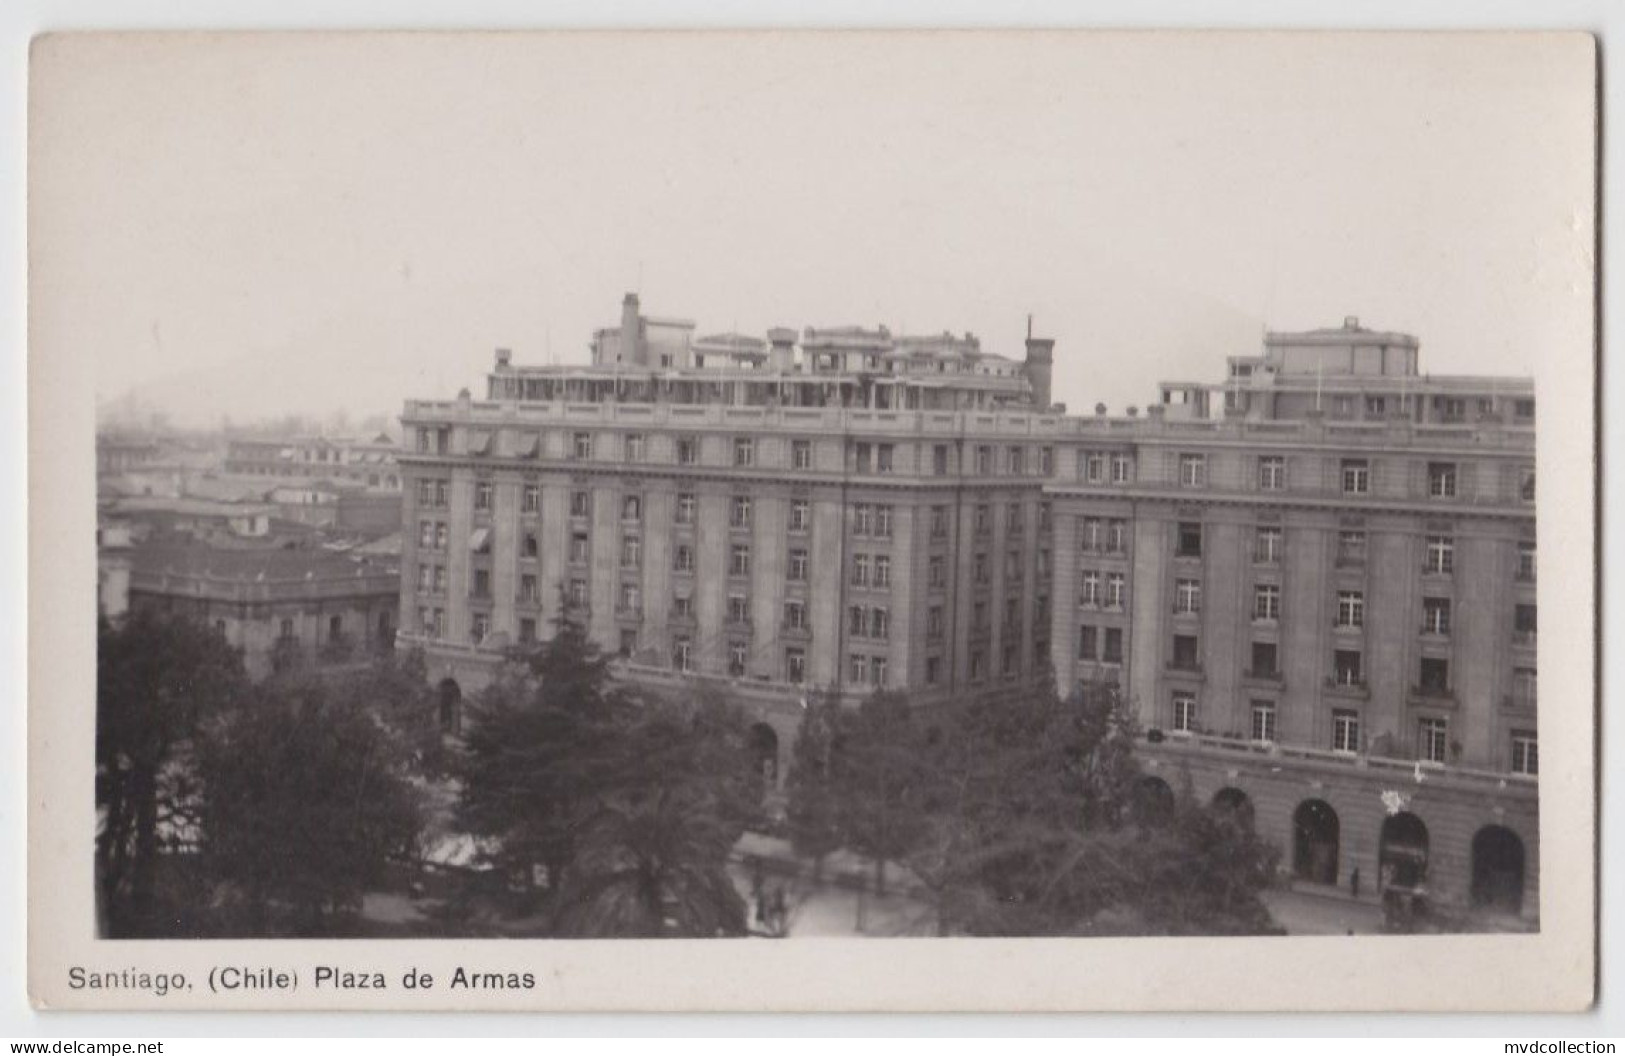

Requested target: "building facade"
[
  {"left": 397, "top": 295, "right": 1062, "bottom": 771},
  {"left": 1048, "top": 317, "right": 1537, "bottom": 921},
  {"left": 127, "top": 539, "right": 400, "bottom": 681},
  {"left": 398, "top": 304, "right": 1538, "bottom": 923}
]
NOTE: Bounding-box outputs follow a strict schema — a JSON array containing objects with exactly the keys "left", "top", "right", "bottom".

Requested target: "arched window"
[
  {"left": 1471, "top": 825, "right": 1526, "bottom": 914},
  {"left": 1292, "top": 799, "right": 1340, "bottom": 885}
]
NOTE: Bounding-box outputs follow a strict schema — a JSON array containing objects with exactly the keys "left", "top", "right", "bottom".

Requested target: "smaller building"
[{"left": 127, "top": 538, "right": 400, "bottom": 680}]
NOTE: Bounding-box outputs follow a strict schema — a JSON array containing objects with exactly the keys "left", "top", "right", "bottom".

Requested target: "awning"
[
  {"left": 468, "top": 527, "right": 491, "bottom": 553},
  {"left": 517, "top": 433, "right": 541, "bottom": 458},
  {"left": 467, "top": 431, "right": 493, "bottom": 456}
]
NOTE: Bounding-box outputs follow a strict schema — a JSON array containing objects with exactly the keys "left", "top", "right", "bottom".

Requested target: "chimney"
[
  {"left": 1023, "top": 323, "right": 1056, "bottom": 410},
  {"left": 494, "top": 347, "right": 512, "bottom": 368},
  {"left": 1344, "top": 316, "right": 1360, "bottom": 330},
  {"left": 767, "top": 327, "right": 797, "bottom": 372},
  {"left": 620, "top": 293, "right": 642, "bottom": 366}
]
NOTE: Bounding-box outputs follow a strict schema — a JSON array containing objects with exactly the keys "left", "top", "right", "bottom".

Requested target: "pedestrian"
[{"left": 1350, "top": 867, "right": 1361, "bottom": 899}]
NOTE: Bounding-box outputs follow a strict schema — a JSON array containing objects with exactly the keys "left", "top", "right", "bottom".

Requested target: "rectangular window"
[
  {"left": 1332, "top": 709, "right": 1361, "bottom": 754},
  {"left": 852, "top": 554, "right": 870, "bottom": 587},
  {"left": 1422, "top": 597, "right": 1451, "bottom": 635},
  {"left": 1006, "top": 503, "right": 1023, "bottom": 534},
  {"left": 853, "top": 443, "right": 871, "bottom": 474},
  {"left": 728, "top": 642, "right": 748, "bottom": 677},
  {"left": 1337, "top": 530, "right": 1366, "bottom": 565},
  {"left": 734, "top": 438, "right": 755, "bottom": 467},
  {"left": 519, "top": 617, "right": 537, "bottom": 644},
  {"left": 1259, "top": 456, "right": 1286, "bottom": 490},
  {"left": 1250, "top": 641, "right": 1278, "bottom": 678},
  {"left": 619, "top": 629, "right": 637, "bottom": 658},
  {"left": 872, "top": 608, "right": 891, "bottom": 641},
  {"left": 567, "top": 578, "right": 588, "bottom": 608},
  {"left": 471, "top": 613, "right": 490, "bottom": 644},
  {"left": 780, "top": 439, "right": 808, "bottom": 471},
  {"left": 1520, "top": 468, "right": 1536, "bottom": 503},
  {"left": 1007, "top": 446, "right": 1025, "bottom": 475},
  {"left": 849, "top": 653, "right": 869, "bottom": 684},
  {"left": 1080, "top": 570, "right": 1101, "bottom": 606},
  {"left": 928, "top": 556, "right": 946, "bottom": 590},
  {"left": 522, "top": 484, "right": 540, "bottom": 513},
  {"left": 1336, "top": 591, "right": 1365, "bottom": 629},
  {"left": 976, "top": 445, "right": 993, "bottom": 475},
  {"left": 874, "top": 555, "right": 892, "bottom": 589},
  {"left": 570, "top": 533, "right": 590, "bottom": 563},
  {"left": 622, "top": 494, "right": 642, "bottom": 522},
  {"left": 1105, "top": 572, "right": 1126, "bottom": 609},
  {"left": 877, "top": 444, "right": 894, "bottom": 473},
  {"left": 1424, "top": 535, "right": 1455, "bottom": 575},
  {"left": 1251, "top": 702, "right": 1276, "bottom": 743},
  {"left": 933, "top": 444, "right": 949, "bottom": 475},
  {"left": 1254, "top": 584, "right": 1281, "bottom": 621},
  {"left": 1174, "top": 579, "right": 1202, "bottom": 615},
  {"left": 1428, "top": 462, "right": 1458, "bottom": 499},
  {"left": 849, "top": 605, "right": 868, "bottom": 637},
  {"left": 1106, "top": 519, "right": 1128, "bottom": 554},
  {"left": 1040, "top": 446, "right": 1054, "bottom": 475},
  {"left": 927, "top": 605, "right": 944, "bottom": 640},
  {"left": 419, "top": 520, "right": 434, "bottom": 548},
  {"left": 1179, "top": 454, "right": 1206, "bottom": 487},
  {"left": 788, "top": 549, "right": 809, "bottom": 582},
  {"left": 1342, "top": 459, "right": 1370, "bottom": 495},
  {"left": 1419, "top": 656, "right": 1450, "bottom": 694},
  {"left": 1103, "top": 628, "right": 1124, "bottom": 663},
  {"left": 624, "top": 433, "right": 646, "bottom": 462},
  {"left": 1172, "top": 634, "right": 1199, "bottom": 670},
  {"left": 728, "top": 594, "right": 750, "bottom": 625},
  {"left": 1514, "top": 603, "right": 1538, "bottom": 643},
  {"left": 1081, "top": 517, "right": 1103, "bottom": 552},
  {"left": 1511, "top": 730, "right": 1538, "bottom": 775},
  {"left": 620, "top": 536, "right": 641, "bottom": 570},
  {"left": 1001, "top": 643, "right": 1017, "bottom": 677},
  {"left": 1084, "top": 452, "right": 1106, "bottom": 483},
  {"left": 731, "top": 495, "right": 752, "bottom": 529},
  {"left": 570, "top": 491, "right": 591, "bottom": 518},
  {"left": 784, "top": 600, "right": 807, "bottom": 630},
  {"left": 672, "top": 595, "right": 694, "bottom": 619},
  {"left": 975, "top": 505, "right": 991, "bottom": 536},
  {"left": 1176, "top": 522, "right": 1202, "bottom": 558},
  {"left": 926, "top": 656, "right": 941, "bottom": 686},
  {"left": 672, "top": 637, "right": 692, "bottom": 671},
  {"left": 1366, "top": 396, "right": 1387, "bottom": 417},
  {"left": 1517, "top": 541, "right": 1536, "bottom": 581},
  {"left": 417, "top": 564, "right": 431, "bottom": 591},
  {"left": 790, "top": 499, "right": 811, "bottom": 532},
  {"left": 619, "top": 583, "right": 642, "bottom": 613},
  {"left": 434, "top": 566, "right": 446, "bottom": 593},
  {"left": 1078, "top": 625, "right": 1098, "bottom": 660},
  {"left": 673, "top": 543, "right": 694, "bottom": 573},
  {"left": 875, "top": 505, "right": 893, "bottom": 539},
  {"left": 573, "top": 432, "right": 593, "bottom": 460},
  {"left": 520, "top": 574, "right": 539, "bottom": 602},
  {"left": 786, "top": 648, "right": 807, "bottom": 684},
  {"left": 974, "top": 552, "right": 989, "bottom": 584},
  {"left": 1039, "top": 502, "right": 1053, "bottom": 531},
  {"left": 677, "top": 438, "right": 698, "bottom": 465},
  {"left": 1172, "top": 692, "right": 1198, "bottom": 734},
  {"left": 1253, "top": 527, "right": 1282, "bottom": 564},
  {"left": 1334, "top": 649, "right": 1363, "bottom": 686},
  {"left": 853, "top": 504, "right": 873, "bottom": 536},
  {"left": 675, "top": 493, "right": 696, "bottom": 525},
  {"left": 730, "top": 545, "right": 751, "bottom": 577},
  {"left": 1111, "top": 453, "right": 1134, "bottom": 483},
  {"left": 1512, "top": 666, "right": 1537, "bottom": 706},
  {"left": 1005, "top": 550, "right": 1022, "bottom": 582},
  {"left": 1514, "top": 399, "right": 1536, "bottom": 421},
  {"left": 436, "top": 524, "right": 448, "bottom": 550},
  {"left": 1418, "top": 717, "right": 1448, "bottom": 764}
]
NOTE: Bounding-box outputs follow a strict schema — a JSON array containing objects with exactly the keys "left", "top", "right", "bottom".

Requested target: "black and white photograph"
[{"left": 27, "top": 28, "right": 1596, "bottom": 1012}]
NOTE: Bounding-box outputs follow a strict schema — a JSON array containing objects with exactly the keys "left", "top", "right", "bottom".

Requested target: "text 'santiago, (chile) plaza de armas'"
[{"left": 397, "top": 293, "right": 1538, "bottom": 924}]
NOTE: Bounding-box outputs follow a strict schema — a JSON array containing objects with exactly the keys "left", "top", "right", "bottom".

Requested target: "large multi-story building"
[
  {"left": 397, "top": 294, "right": 1062, "bottom": 768},
  {"left": 225, "top": 433, "right": 403, "bottom": 490},
  {"left": 398, "top": 302, "right": 1538, "bottom": 924},
  {"left": 1048, "top": 317, "right": 1537, "bottom": 922}
]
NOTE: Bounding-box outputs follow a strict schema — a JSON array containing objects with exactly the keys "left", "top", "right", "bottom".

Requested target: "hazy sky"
[{"left": 31, "top": 31, "right": 1594, "bottom": 427}]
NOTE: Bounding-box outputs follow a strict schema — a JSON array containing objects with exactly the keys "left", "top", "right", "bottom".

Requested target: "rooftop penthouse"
[
  {"left": 488, "top": 292, "right": 1057, "bottom": 412},
  {"left": 1156, "top": 316, "right": 1535, "bottom": 426}
]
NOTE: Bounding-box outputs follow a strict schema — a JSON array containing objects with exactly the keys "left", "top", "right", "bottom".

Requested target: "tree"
[
  {"left": 96, "top": 610, "right": 247, "bottom": 936},
  {"left": 834, "top": 691, "right": 932, "bottom": 895},
  {"left": 783, "top": 691, "right": 844, "bottom": 881},
  {"left": 457, "top": 607, "right": 634, "bottom": 900},
  {"left": 550, "top": 695, "right": 753, "bottom": 938},
  {"left": 195, "top": 678, "right": 424, "bottom": 935}
]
